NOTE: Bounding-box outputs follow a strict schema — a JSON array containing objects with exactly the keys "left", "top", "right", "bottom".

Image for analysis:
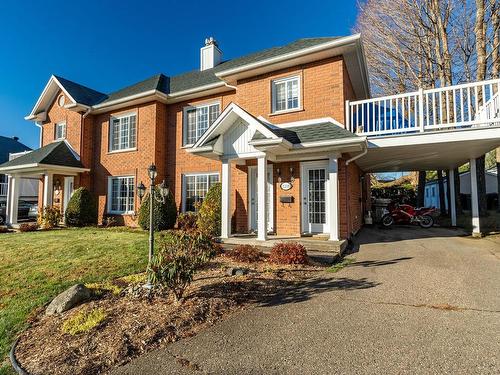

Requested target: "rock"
[
  {"left": 225, "top": 267, "right": 248, "bottom": 276},
  {"left": 46, "top": 284, "right": 93, "bottom": 315}
]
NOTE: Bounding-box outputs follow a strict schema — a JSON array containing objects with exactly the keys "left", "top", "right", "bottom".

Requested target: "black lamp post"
[{"left": 137, "top": 163, "right": 170, "bottom": 288}]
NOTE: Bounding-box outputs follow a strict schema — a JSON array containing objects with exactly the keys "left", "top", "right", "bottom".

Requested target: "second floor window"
[
  {"left": 184, "top": 103, "right": 220, "bottom": 146},
  {"left": 55, "top": 122, "right": 66, "bottom": 140},
  {"left": 110, "top": 113, "right": 136, "bottom": 152},
  {"left": 272, "top": 76, "right": 300, "bottom": 113}
]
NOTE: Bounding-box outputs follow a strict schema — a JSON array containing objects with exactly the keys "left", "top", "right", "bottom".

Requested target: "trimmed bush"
[
  {"left": 38, "top": 206, "right": 62, "bottom": 229},
  {"left": 226, "top": 244, "right": 263, "bottom": 263},
  {"left": 149, "top": 230, "right": 217, "bottom": 302},
  {"left": 176, "top": 212, "right": 198, "bottom": 231},
  {"left": 19, "top": 223, "right": 39, "bottom": 232},
  {"left": 138, "top": 187, "right": 177, "bottom": 231},
  {"left": 269, "top": 242, "right": 308, "bottom": 265},
  {"left": 65, "top": 187, "right": 97, "bottom": 226},
  {"left": 197, "top": 182, "right": 222, "bottom": 236}
]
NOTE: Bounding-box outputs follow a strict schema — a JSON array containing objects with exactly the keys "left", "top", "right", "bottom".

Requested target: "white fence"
[{"left": 347, "top": 79, "right": 500, "bottom": 137}]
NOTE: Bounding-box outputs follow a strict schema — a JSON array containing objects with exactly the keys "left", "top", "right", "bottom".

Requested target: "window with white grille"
[
  {"left": 109, "top": 113, "right": 136, "bottom": 151},
  {"left": 272, "top": 76, "right": 300, "bottom": 113},
  {"left": 108, "top": 176, "right": 135, "bottom": 214},
  {"left": 183, "top": 103, "right": 220, "bottom": 145},
  {"left": 183, "top": 173, "right": 219, "bottom": 212}
]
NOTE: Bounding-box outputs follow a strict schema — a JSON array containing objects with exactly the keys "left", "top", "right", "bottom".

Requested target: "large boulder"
[{"left": 46, "top": 284, "right": 93, "bottom": 315}]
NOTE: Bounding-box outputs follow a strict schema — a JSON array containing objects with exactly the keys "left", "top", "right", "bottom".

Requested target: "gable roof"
[
  {"left": 0, "top": 136, "right": 31, "bottom": 164},
  {"left": 0, "top": 141, "right": 84, "bottom": 170},
  {"left": 53, "top": 75, "right": 107, "bottom": 106}
]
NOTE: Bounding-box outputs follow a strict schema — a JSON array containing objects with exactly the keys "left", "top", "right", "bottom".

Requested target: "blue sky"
[{"left": 0, "top": 0, "right": 358, "bottom": 149}]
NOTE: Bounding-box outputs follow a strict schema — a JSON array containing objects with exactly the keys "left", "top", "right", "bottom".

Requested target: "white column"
[
  {"left": 327, "top": 155, "right": 340, "bottom": 241},
  {"left": 5, "top": 175, "right": 12, "bottom": 224},
  {"left": 43, "top": 173, "right": 53, "bottom": 207},
  {"left": 7, "top": 175, "right": 20, "bottom": 225},
  {"left": 470, "top": 159, "right": 481, "bottom": 236},
  {"left": 448, "top": 169, "right": 457, "bottom": 227},
  {"left": 257, "top": 155, "right": 267, "bottom": 241},
  {"left": 221, "top": 159, "right": 231, "bottom": 239}
]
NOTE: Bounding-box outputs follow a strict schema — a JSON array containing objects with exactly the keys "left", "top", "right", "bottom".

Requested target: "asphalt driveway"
[{"left": 113, "top": 226, "right": 500, "bottom": 375}]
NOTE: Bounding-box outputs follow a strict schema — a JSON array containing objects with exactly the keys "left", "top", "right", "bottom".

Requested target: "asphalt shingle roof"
[
  {"left": 54, "top": 37, "right": 343, "bottom": 106},
  {"left": 0, "top": 141, "right": 84, "bottom": 169},
  {"left": 0, "top": 136, "right": 31, "bottom": 164},
  {"left": 252, "top": 121, "right": 359, "bottom": 144}
]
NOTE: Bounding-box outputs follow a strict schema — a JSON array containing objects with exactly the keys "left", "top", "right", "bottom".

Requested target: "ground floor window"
[
  {"left": 108, "top": 176, "right": 135, "bottom": 214},
  {"left": 183, "top": 173, "right": 219, "bottom": 212}
]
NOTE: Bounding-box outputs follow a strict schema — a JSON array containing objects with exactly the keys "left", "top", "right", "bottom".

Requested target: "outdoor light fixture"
[
  {"left": 276, "top": 168, "right": 282, "bottom": 183},
  {"left": 289, "top": 167, "right": 295, "bottom": 183},
  {"left": 54, "top": 179, "right": 62, "bottom": 195},
  {"left": 137, "top": 182, "right": 146, "bottom": 201},
  {"left": 148, "top": 164, "right": 158, "bottom": 180}
]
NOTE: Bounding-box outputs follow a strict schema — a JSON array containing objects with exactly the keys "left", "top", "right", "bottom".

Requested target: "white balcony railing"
[
  {"left": 347, "top": 79, "right": 500, "bottom": 137},
  {"left": 0, "top": 182, "right": 7, "bottom": 196}
]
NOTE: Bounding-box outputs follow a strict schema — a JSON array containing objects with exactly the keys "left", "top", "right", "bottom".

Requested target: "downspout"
[
  {"left": 35, "top": 121, "right": 43, "bottom": 148},
  {"left": 79, "top": 108, "right": 92, "bottom": 190},
  {"left": 346, "top": 147, "right": 367, "bottom": 165}
]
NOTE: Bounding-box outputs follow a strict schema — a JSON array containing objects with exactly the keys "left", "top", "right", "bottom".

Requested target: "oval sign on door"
[{"left": 280, "top": 182, "right": 292, "bottom": 191}]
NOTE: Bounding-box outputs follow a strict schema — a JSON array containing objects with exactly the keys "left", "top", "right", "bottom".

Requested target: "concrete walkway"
[{"left": 113, "top": 226, "right": 500, "bottom": 375}]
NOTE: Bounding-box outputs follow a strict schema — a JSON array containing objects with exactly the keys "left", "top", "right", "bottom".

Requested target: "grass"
[
  {"left": 61, "top": 308, "right": 107, "bottom": 335},
  {"left": 0, "top": 227, "right": 148, "bottom": 374},
  {"left": 438, "top": 210, "right": 500, "bottom": 232},
  {"left": 327, "top": 257, "right": 355, "bottom": 273}
]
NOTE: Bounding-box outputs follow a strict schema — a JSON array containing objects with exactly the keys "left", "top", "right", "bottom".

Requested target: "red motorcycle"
[{"left": 381, "top": 201, "right": 437, "bottom": 228}]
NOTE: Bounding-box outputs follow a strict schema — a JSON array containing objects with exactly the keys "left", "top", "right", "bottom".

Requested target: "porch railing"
[
  {"left": 347, "top": 78, "right": 500, "bottom": 137},
  {"left": 0, "top": 182, "right": 7, "bottom": 196}
]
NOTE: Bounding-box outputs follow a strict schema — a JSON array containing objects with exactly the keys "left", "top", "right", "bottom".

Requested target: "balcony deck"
[{"left": 347, "top": 79, "right": 500, "bottom": 137}]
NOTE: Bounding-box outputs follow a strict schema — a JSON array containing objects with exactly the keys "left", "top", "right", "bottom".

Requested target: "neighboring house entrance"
[
  {"left": 63, "top": 176, "right": 74, "bottom": 213},
  {"left": 301, "top": 161, "right": 328, "bottom": 234},
  {"left": 248, "top": 165, "right": 274, "bottom": 233}
]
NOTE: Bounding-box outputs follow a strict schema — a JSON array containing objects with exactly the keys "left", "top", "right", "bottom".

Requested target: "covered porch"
[
  {"left": 188, "top": 103, "right": 368, "bottom": 243},
  {"left": 0, "top": 141, "right": 89, "bottom": 226}
]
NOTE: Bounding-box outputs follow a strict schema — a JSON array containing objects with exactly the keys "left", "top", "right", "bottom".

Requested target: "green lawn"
[
  {"left": 0, "top": 227, "right": 148, "bottom": 374},
  {"left": 438, "top": 210, "right": 500, "bottom": 232}
]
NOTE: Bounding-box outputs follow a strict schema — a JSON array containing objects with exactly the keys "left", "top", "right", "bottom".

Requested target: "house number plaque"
[{"left": 280, "top": 182, "right": 292, "bottom": 191}]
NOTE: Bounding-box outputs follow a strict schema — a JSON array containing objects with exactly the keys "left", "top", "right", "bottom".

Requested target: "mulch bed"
[{"left": 15, "top": 256, "right": 326, "bottom": 375}]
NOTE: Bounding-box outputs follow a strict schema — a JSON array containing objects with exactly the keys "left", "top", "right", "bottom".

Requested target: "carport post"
[
  {"left": 469, "top": 158, "right": 481, "bottom": 237},
  {"left": 448, "top": 169, "right": 457, "bottom": 227}
]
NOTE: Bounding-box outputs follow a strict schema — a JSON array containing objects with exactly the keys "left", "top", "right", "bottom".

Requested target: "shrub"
[
  {"left": 197, "top": 182, "right": 222, "bottom": 236},
  {"left": 19, "top": 222, "right": 39, "bottom": 232},
  {"left": 62, "top": 308, "right": 107, "bottom": 335},
  {"left": 138, "top": 187, "right": 177, "bottom": 231},
  {"left": 149, "top": 230, "right": 217, "bottom": 302},
  {"left": 101, "top": 215, "right": 117, "bottom": 228},
  {"left": 65, "top": 187, "right": 97, "bottom": 226},
  {"left": 226, "top": 244, "right": 263, "bottom": 263},
  {"left": 269, "top": 242, "right": 308, "bottom": 265},
  {"left": 176, "top": 212, "right": 198, "bottom": 231},
  {"left": 38, "top": 206, "right": 62, "bottom": 229}
]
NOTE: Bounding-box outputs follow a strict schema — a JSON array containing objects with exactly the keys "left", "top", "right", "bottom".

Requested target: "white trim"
[
  {"left": 271, "top": 75, "right": 301, "bottom": 114},
  {"left": 327, "top": 155, "right": 339, "bottom": 241},
  {"left": 108, "top": 112, "right": 137, "bottom": 152},
  {"left": 55, "top": 121, "right": 66, "bottom": 140},
  {"left": 107, "top": 175, "right": 136, "bottom": 215},
  {"left": 221, "top": 161, "right": 231, "bottom": 239},
  {"left": 469, "top": 159, "right": 480, "bottom": 235},
  {"left": 181, "top": 172, "right": 220, "bottom": 212},
  {"left": 293, "top": 137, "right": 367, "bottom": 149},
  {"left": 182, "top": 100, "right": 221, "bottom": 146},
  {"left": 270, "top": 117, "right": 344, "bottom": 129},
  {"left": 248, "top": 165, "right": 274, "bottom": 233},
  {"left": 301, "top": 160, "right": 330, "bottom": 234},
  {"left": 257, "top": 156, "right": 268, "bottom": 241},
  {"left": 63, "top": 176, "right": 75, "bottom": 216}
]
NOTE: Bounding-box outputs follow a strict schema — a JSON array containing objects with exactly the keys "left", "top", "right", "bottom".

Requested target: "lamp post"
[{"left": 137, "top": 163, "right": 170, "bottom": 288}]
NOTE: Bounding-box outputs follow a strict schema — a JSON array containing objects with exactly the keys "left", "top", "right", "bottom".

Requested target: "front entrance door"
[
  {"left": 63, "top": 176, "right": 74, "bottom": 214},
  {"left": 249, "top": 165, "right": 273, "bottom": 233},
  {"left": 301, "top": 161, "right": 328, "bottom": 233}
]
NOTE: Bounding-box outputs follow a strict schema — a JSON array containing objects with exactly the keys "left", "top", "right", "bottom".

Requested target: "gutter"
[{"left": 346, "top": 148, "right": 368, "bottom": 165}]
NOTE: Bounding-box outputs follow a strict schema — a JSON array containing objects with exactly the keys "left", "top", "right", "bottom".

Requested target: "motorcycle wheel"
[
  {"left": 419, "top": 215, "right": 434, "bottom": 228},
  {"left": 381, "top": 214, "right": 394, "bottom": 227}
]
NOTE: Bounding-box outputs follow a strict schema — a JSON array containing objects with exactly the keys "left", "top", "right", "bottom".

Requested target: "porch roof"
[{"left": 0, "top": 141, "right": 88, "bottom": 173}]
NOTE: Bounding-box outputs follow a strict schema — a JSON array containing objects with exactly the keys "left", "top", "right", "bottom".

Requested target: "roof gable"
[{"left": 0, "top": 136, "right": 31, "bottom": 164}]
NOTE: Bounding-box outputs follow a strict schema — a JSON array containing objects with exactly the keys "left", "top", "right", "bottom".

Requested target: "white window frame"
[
  {"left": 183, "top": 101, "right": 221, "bottom": 146},
  {"left": 182, "top": 172, "right": 220, "bottom": 212},
  {"left": 107, "top": 176, "right": 135, "bottom": 214},
  {"left": 271, "top": 75, "right": 301, "bottom": 114},
  {"left": 109, "top": 112, "right": 137, "bottom": 152},
  {"left": 55, "top": 122, "right": 66, "bottom": 140}
]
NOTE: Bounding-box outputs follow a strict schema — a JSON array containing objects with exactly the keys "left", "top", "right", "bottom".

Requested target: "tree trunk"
[
  {"left": 476, "top": 156, "right": 488, "bottom": 216},
  {"left": 417, "top": 171, "right": 427, "bottom": 207},
  {"left": 437, "top": 170, "right": 447, "bottom": 215},
  {"left": 453, "top": 167, "right": 463, "bottom": 215}
]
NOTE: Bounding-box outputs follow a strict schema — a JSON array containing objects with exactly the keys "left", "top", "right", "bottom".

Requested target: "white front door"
[
  {"left": 249, "top": 165, "right": 273, "bottom": 233},
  {"left": 63, "top": 176, "right": 74, "bottom": 214},
  {"left": 301, "top": 161, "right": 328, "bottom": 233}
]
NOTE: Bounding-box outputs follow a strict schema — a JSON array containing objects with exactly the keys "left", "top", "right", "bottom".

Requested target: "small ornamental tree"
[
  {"left": 149, "top": 230, "right": 217, "bottom": 302},
  {"left": 197, "top": 182, "right": 222, "bottom": 236},
  {"left": 138, "top": 187, "right": 177, "bottom": 231},
  {"left": 65, "top": 187, "right": 98, "bottom": 226}
]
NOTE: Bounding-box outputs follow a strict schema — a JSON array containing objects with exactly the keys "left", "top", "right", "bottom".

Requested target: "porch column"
[
  {"left": 470, "top": 158, "right": 481, "bottom": 236},
  {"left": 327, "top": 155, "right": 340, "bottom": 241},
  {"left": 257, "top": 155, "right": 267, "bottom": 241},
  {"left": 448, "top": 169, "right": 457, "bottom": 227},
  {"left": 43, "top": 173, "right": 53, "bottom": 208},
  {"left": 7, "top": 175, "right": 20, "bottom": 225},
  {"left": 221, "top": 159, "right": 231, "bottom": 239}
]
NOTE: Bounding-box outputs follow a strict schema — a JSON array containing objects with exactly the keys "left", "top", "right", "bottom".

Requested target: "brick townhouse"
[{"left": 0, "top": 35, "right": 373, "bottom": 241}]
